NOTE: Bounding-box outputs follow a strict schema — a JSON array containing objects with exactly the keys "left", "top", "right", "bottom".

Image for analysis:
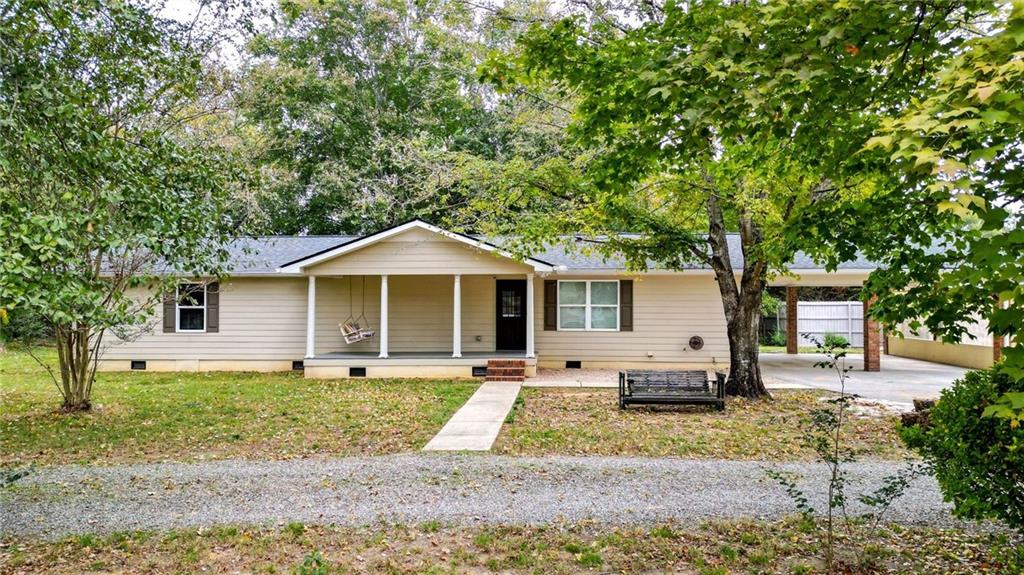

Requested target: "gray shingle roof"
[{"left": 225, "top": 232, "right": 875, "bottom": 274}]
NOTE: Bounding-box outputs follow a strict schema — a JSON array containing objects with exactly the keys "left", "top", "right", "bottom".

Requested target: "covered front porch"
[
  {"left": 277, "top": 221, "right": 554, "bottom": 379},
  {"left": 299, "top": 273, "right": 538, "bottom": 378},
  {"left": 303, "top": 273, "right": 537, "bottom": 361}
]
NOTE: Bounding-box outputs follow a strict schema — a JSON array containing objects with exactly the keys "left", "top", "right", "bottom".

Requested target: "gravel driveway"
[{"left": 2, "top": 454, "right": 956, "bottom": 539}]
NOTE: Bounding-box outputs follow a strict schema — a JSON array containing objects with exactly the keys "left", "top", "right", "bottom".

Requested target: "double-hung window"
[
  {"left": 558, "top": 280, "right": 619, "bottom": 331},
  {"left": 176, "top": 283, "right": 206, "bottom": 332}
]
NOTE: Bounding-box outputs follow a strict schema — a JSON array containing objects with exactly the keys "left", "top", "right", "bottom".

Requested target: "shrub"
[
  {"left": 0, "top": 308, "right": 51, "bottom": 344},
  {"left": 822, "top": 333, "right": 849, "bottom": 348},
  {"left": 900, "top": 367, "right": 1024, "bottom": 530},
  {"left": 766, "top": 330, "right": 786, "bottom": 347}
]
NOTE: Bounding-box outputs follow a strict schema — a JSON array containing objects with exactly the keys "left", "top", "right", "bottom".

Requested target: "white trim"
[
  {"left": 379, "top": 275, "right": 389, "bottom": 358},
  {"left": 175, "top": 283, "right": 207, "bottom": 333},
  {"left": 452, "top": 274, "right": 462, "bottom": 358},
  {"left": 305, "top": 276, "right": 316, "bottom": 358},
  {"left": 525, "top": 273, "right": 535, "bottom": 358},
  {"left": 277, "top": 220, "right": 555, "bottom": 274},
  {"left": 556, "top": 280, "right": 619, "bottom": 332}
]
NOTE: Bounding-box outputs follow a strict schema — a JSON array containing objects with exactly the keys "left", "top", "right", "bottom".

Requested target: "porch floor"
[{"left": 314, "top": 351, "right": 529, "bottom": 360}]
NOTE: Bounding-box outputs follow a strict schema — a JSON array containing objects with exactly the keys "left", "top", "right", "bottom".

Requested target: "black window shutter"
[
  {"left": 543, "top": 280, "right": 557, "bottom": 331},
  {"left": 162, "top": 291, "right": 176, "bottom": 333},
  {"left": 619, "top": 280, "right": 633, "bottom": 332},
  {"left": 206, "top": 282, "right": 220, "bottom": 333}
]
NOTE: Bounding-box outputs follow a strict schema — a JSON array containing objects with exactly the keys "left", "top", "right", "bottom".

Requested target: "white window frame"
[
  {"left": 557, "top": 280, "right": 619, "bottom": 332},
  {"left": 175, "top": 283, "right": 207, "bottom": 333}
]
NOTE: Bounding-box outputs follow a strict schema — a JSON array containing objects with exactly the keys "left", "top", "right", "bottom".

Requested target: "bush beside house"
[{"left": 901, "top": 367, "right": 1024, "bottom": 531}]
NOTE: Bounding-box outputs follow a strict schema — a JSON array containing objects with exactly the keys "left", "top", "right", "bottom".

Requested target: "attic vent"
[
  {"left": 349, "top": 367, "right": 367, "bottom": 377},
  {"left": 292, "top": 360, "right": 304, "bottom": 371},
  {"left": 565, "top": 360, "right": 582, "bottom": 369},
  {"left": 130, "top": 360, "right": 146, "bottom": 371}
]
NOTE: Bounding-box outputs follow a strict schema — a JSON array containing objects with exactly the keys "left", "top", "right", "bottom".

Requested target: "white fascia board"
[{"left": 276, "top": 220, "right": 554, "bottom": 274}]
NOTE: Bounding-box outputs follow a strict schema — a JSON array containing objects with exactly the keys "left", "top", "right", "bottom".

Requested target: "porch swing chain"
[{"left": 359, "top": 276, "right": 372, "bottom": 340}]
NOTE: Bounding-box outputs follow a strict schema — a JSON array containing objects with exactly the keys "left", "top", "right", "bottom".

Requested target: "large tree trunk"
[{"left": 706, "top": 195, "right": 771, "bottom": 399}]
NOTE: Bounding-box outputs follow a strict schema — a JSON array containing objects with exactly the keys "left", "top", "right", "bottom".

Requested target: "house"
[{"left": 99, "top": 219, "right": 884, "bottom": 378}]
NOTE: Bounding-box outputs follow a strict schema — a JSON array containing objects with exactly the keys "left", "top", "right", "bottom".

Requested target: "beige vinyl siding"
[
  {"left": 305, "top": 227, "right": 533, "bottom": 276},
  {"left": 534, "top": 275, "right": 729, "bottom": 364},
  {"left": 314, "top": 276, "right": 380, "bottom": 355},
  {"left": 102, "top": 271, "right": 731, "bottom": 368},
  {"left": 102, "top": 278, "right": 307, "bottom": 360},
  {"left": 461, "top": 275, "right": 495, "bottom": 352}
]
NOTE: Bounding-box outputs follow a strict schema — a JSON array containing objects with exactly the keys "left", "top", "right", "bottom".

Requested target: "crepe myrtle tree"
[
  {"left": 0, "top": 0, "right": 252, "bottom": 411},
  {"left": 475, "top": 0, "right": 984, "bottom": 397}
]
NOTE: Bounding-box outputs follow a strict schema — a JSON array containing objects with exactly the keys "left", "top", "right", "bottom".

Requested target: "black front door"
[{"left": 495, "top": 280, "right": 527, "bottom": 351}]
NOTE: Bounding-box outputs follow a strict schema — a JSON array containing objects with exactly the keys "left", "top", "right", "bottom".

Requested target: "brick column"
[
  {"left": 863, "top": 295, "right": 881, "bottom": 372},
  {"left": 786, "top": 286, "right": 798, "bottom": 354}
]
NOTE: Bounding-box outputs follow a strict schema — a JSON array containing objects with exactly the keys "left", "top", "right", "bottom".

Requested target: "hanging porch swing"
[{"left": 340, "top": 276, "right": 375, "bottom": 344}]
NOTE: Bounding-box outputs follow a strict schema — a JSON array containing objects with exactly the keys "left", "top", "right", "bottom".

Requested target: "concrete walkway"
[{"left": 423, "top": 381, "right": 521, "bottom": 451}]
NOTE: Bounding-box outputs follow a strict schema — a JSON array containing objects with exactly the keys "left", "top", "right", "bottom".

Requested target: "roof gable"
[{"left": 277, "top": 220, "right": 555, "bottom": 274}]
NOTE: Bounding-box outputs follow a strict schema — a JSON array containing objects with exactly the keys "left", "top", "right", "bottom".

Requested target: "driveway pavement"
[
  {"left": 760, "top": 353, "right": 967, "bottom": 405},
  {"left": 1, "top": 454, "right": 960, "bottom": 539}
]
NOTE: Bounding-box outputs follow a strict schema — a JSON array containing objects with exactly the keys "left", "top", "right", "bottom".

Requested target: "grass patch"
[
  {"left": 1, "top": 518, "right": 1020, "bottom": 574},
  {"left": 0, "top": 348, "right": 478, "bottom": 466},
  {"left": 760, "top": 345, "right": 864, "bottom": 354},
  {"left": 494, "top": 388, "right": 907, "bottom": 460}
]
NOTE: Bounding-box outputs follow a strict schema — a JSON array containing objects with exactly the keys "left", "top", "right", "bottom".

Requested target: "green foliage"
[
  {"left": 0, "top": 308, "right": 50, "bottom": 344},
  {"left": 804, "top": 2, "right": 1024, "bottom": 383},
  {"left": 983, "top": 392, "right": 1024, "bottom": 428},
  {"left": 0, "top": 0, "right": 251, "bottom": 409},
  {"left": 479, "top": 0, "right": 985, "bottom": 397},
  {"left": 239, "top": 0, "right": 567, "bottom": 234},
  {"left": 901, "top": 367, "right": 1024, "bottom": 531},
  {"left": 761, "top": 294, "right": 782, "bottom": 317},
  {"left": 766, "top": 331, "right": 787, "bottom": 347},
  {"left": 296, "top": 550, "right": 328, "bottom": 575},
  {"left": 823, "top": 333, "right": 849, "bottom": 349}
]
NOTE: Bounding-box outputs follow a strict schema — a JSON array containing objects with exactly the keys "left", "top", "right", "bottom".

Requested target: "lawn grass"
[
  {"left": 760, "top": 345, "right": 865, "bottom": 354},
  {"left": 2, "top": 519, "right": 1020, "bottom": 574},
  {"left": 494, "top": 388, "right": 908, "bottom": 460},
  {"left": 0, "top": 348, "right": 478, "bottom": 466}
]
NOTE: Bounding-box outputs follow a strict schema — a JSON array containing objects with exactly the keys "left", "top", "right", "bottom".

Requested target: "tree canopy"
[
  {"left": 806, "top": 1, "right": 1024, "bottom": 383},
  {"left": 0, "top": 0, "right": 251, "bottom": 409}
]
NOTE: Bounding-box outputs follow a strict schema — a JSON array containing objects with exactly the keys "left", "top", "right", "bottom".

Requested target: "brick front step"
[
  {"left": 485, "top": 358, "right": 526, "bottom": 382},
  {"left": 488, "top": 359, "right": 526, "bottom": 368},
  {"left": 485, "top": 375, "right": 525, "bottom": 382},
  {"left": 487, "top": 367, "right": 524, "bottom": 377}
]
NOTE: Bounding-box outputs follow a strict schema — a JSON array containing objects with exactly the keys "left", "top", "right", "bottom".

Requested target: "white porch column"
[
  {"left": 379, "top": 274, "right": 389, "bottom": 358},
  {"left": 525, "top": 273, "right": 535, "bottom": 358},
  {"left": 452, "top": 274, "right": 462, "bottom": 358},
  {"left": 305, "top": 276, "right": 316, "bottom": 358}
]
